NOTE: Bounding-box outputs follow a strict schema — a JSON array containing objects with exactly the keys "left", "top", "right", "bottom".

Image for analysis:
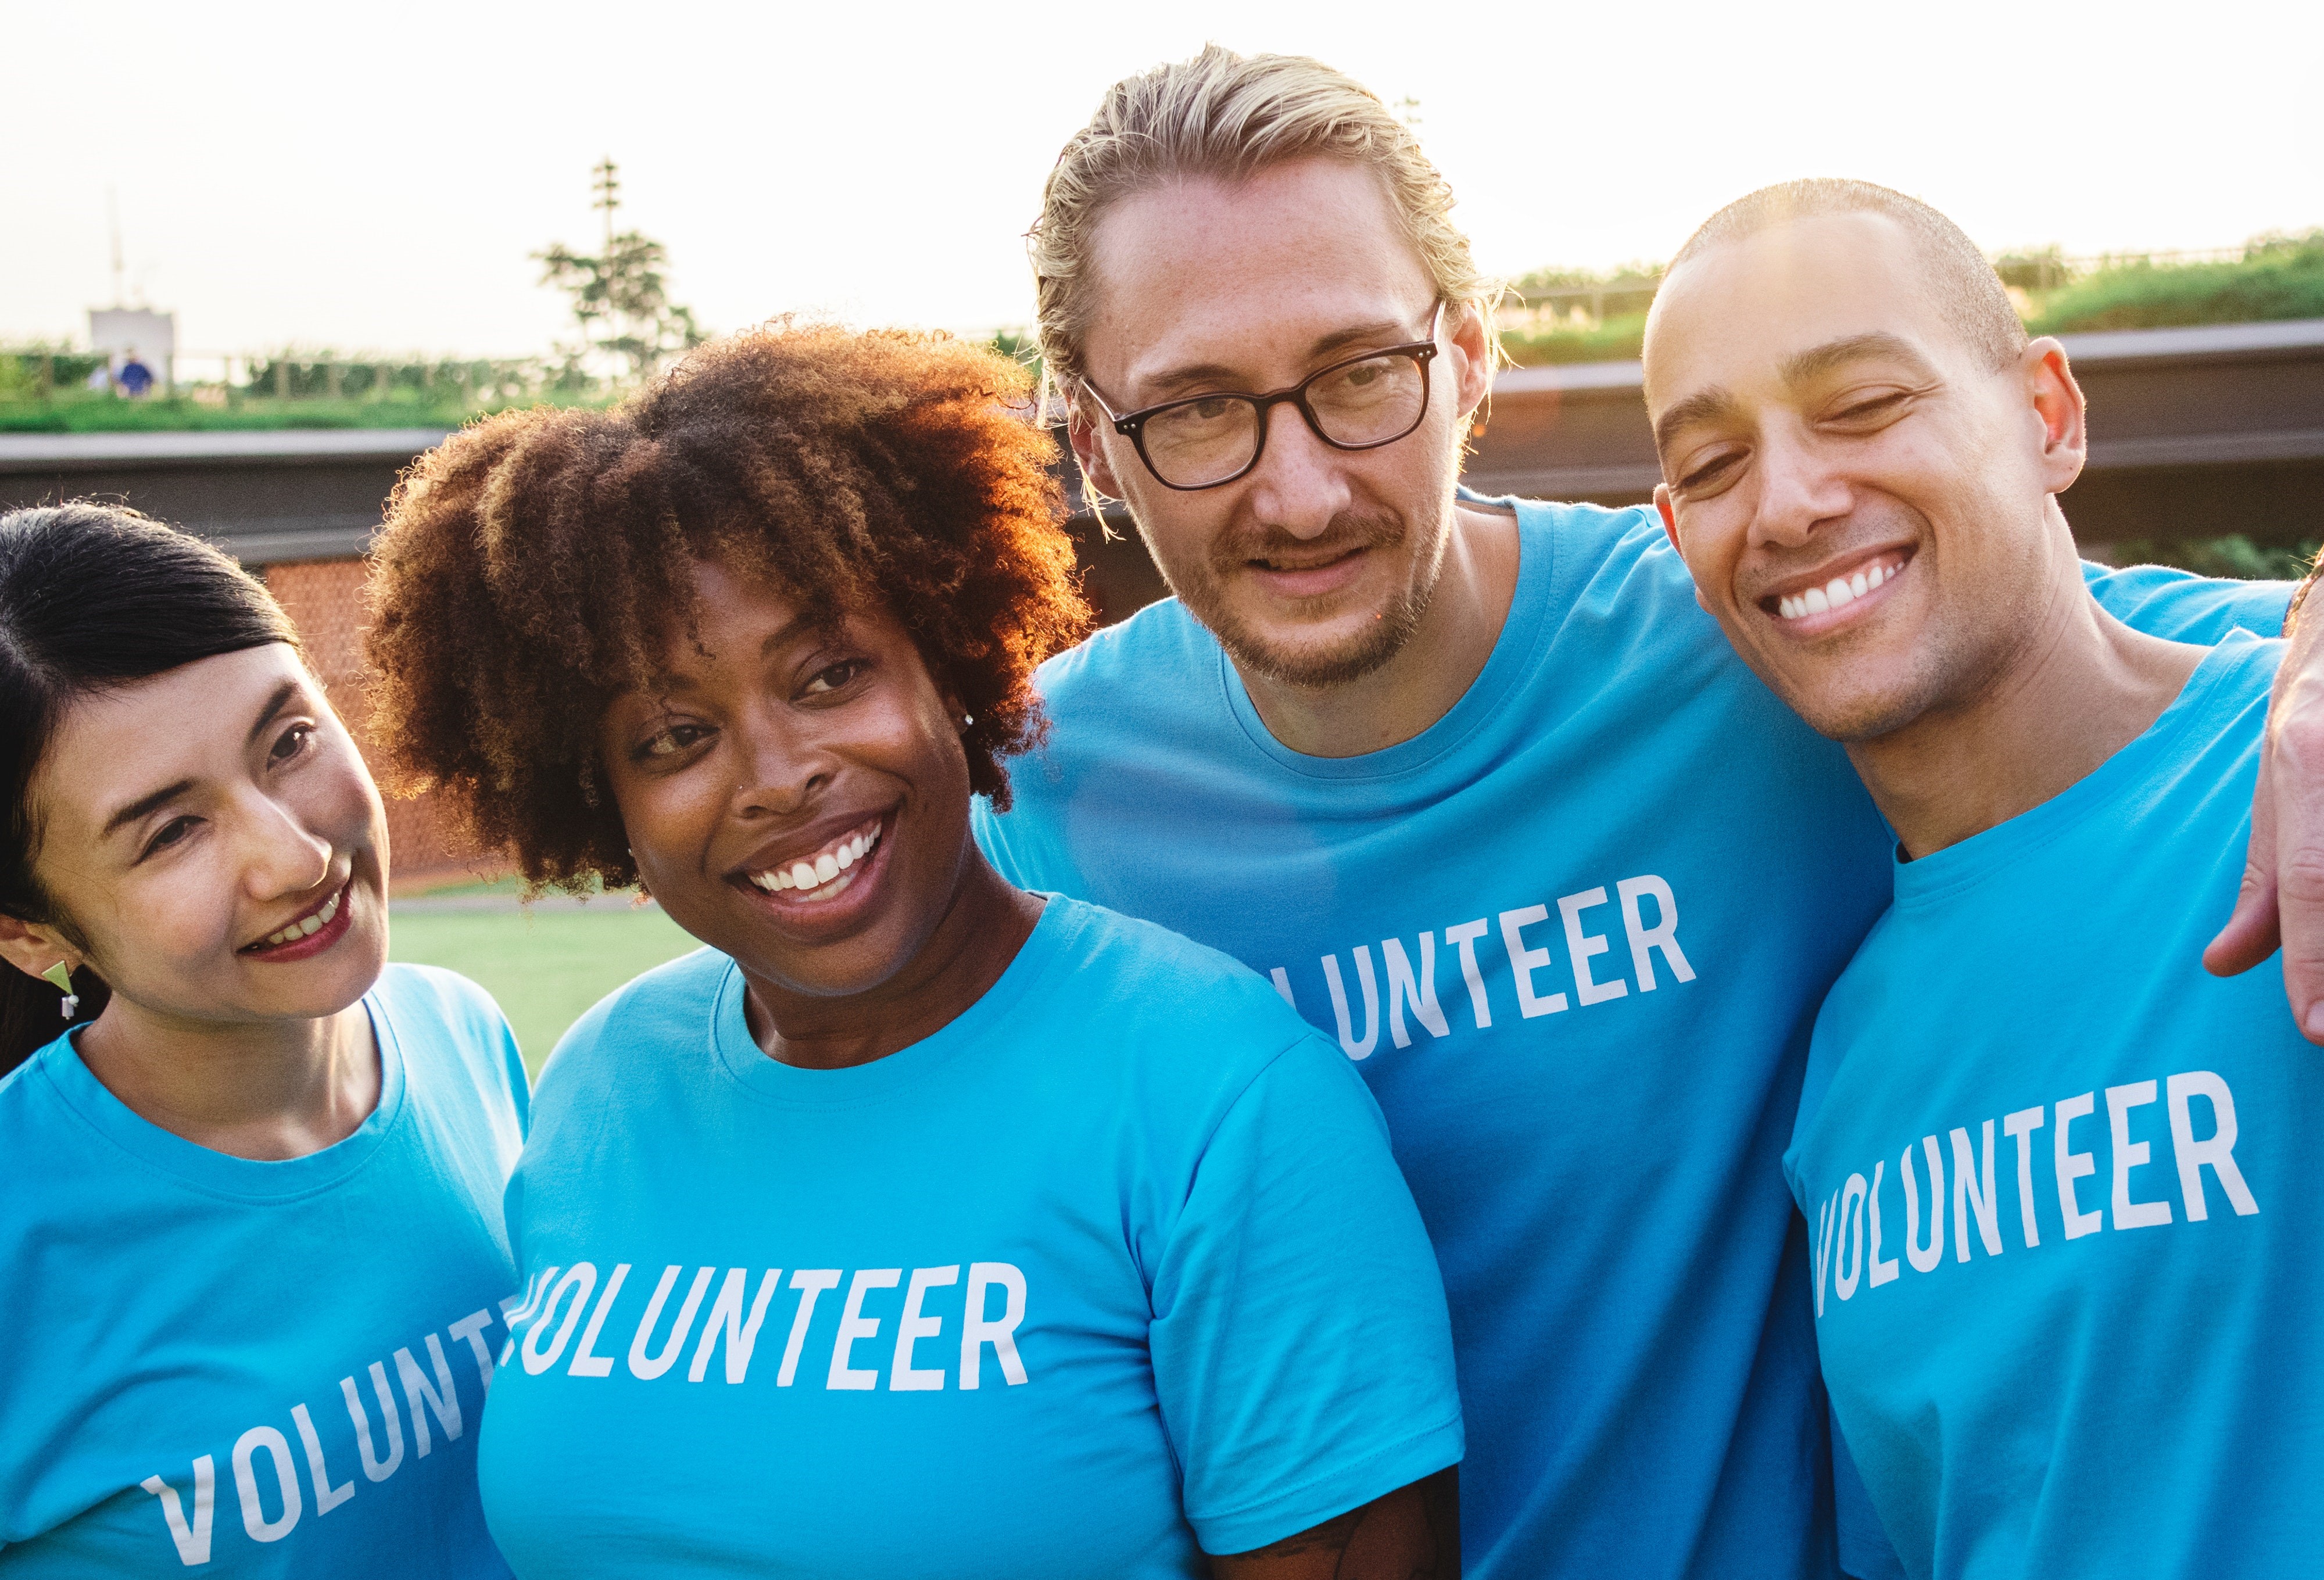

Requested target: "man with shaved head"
[
  {"left": 980, "top": 49, "right": 2320, "bottom": 1579},
  {"left": 1646, "top": 177, "right": 2324, "bottom": 1577}
]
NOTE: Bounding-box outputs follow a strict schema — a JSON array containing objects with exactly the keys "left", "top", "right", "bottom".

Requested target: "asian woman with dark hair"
[{"left": 0, "top": 503, "right": 524, "bottom": 1575}]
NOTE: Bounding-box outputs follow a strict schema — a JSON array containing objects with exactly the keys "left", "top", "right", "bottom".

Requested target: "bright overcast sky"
[{"left": 6, "top": 0, "right": 2318, "bottom": 357}]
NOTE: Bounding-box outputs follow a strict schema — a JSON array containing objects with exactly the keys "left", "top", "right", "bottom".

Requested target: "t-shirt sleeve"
[
  {"left": 409, "top": 964, "right": 532, "bottom": 1142},
  {"left": 973, "top": 788, "right": 1095, "bottom": 903},
  {"left": 494, "top": 1007, "right": 532, "bottom": 1140},
  {"left": 454, "top": 969, "right": 532, "bottom": 1138},
  {"left": 969, "top": 794, "right": 1036, "bottom": 888},
  {"left": 2083, "top": 561, "right": 2293, "bottom": 642},
  {"left": 1147, "top": 1033, "right": 1463, "bottom": 1556}
]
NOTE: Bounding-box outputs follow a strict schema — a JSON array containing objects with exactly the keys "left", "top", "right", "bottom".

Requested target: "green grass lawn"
[{"left": 388, "top": 902, "right": 700, "bottom": 1077}]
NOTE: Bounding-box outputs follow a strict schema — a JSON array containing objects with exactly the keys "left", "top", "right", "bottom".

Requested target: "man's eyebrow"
[
  {"left": 1779, "top": 331, "right": 1938, "bottom": 388},
  {"left": 102, "top": 779, "right": 195, "bottom": 839},
  {"left": 1653, "top": 332, "right": 1941, "bottom": 454},
  {"left": 1309, "top": 316, "right": 1415, "bottom": 359},
  {"left": 245, "top": 679, "right": 302, "bottom": 747},
  {"left": 1653, "top": 386, "right": 1743, "bottom": 454},
  {"left": 1137, "top": 318, "right": 1417, "bottom": 402},
  {"left": 1139, "top": 360, "right": 1244, "bottom": 400}
]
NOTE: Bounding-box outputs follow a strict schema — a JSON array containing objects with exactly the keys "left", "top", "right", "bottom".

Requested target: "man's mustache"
[{"left": 1209, "top": 511, "right": 1405, "bottom": 577}]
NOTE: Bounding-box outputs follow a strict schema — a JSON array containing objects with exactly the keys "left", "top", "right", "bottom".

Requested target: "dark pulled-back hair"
[
  {"left": 364, "top": 321, "right": 1092, "bottom": 894},
  {"left": 1671, "top": 177, "right": 2029, "bottom": 371},
  {"left": 0, "top": 502, "right": 302, "bottom": 1072}
]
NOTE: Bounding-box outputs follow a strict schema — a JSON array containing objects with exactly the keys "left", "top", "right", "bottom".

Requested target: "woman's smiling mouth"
[
  {"left": 240, "top": 879, "right": 355, "bottom": 961},
  {"left": 744, "top": 815, "right": 885, "bottom": 905}
]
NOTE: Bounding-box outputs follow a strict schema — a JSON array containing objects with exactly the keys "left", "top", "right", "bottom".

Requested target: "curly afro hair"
[{"left": 363, "top": 323, "right": 1091, "bottom": 892}]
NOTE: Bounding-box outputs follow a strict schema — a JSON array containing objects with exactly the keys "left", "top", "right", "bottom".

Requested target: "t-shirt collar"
[
  {"left": 1890, "top": 631, "right": 2276, "bottom": 911},
  {"left": 28, "top": 989, "right": 409, "bottom": 1201},
  {"left": 707, "top": 894, "right": 1080, "bottom": 1108}
]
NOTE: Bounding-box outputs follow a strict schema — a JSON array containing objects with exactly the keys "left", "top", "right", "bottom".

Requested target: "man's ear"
[
  {"left": 0, "top": 911, "right": 76, "bottom": 987},
  {"left": 1450, "top": 300, "right": 1495, "bottom": 424},
  {"left": 1066, "top": 397, "right": 1126, "bottom": 503},
  {"left": 2025, "top": 336, "right": 2087, "bottom": 495}
]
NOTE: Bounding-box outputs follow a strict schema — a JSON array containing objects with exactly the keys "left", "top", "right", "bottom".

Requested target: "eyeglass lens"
[{"left": 1140, "top": 350, "right": 1430, "bottom": 488}]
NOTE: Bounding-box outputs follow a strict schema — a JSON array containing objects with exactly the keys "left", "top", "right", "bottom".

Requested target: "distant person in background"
[
  {"left": 116, "top": 352, "right": 155, "bottom": 399},
  {"left": 363, "top": 322, "right": 1464, "bottom": 1580},
  {"left": 1645, "top": 178, "right": 2324, "bottom": 1578},
  {"left": 0, "top": 503, "right": 528, "bottom": 1577},
  {"left": 973, "top": 46, "right": 2309, "bottom": 1580}
]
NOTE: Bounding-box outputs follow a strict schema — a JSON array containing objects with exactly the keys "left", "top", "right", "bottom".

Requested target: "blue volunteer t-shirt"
[
  {"left": 1789, "top": 632, "right": 2324, "bottom": 1580},
  {"left": 474, "top": 895, "right": 1462, "bottom": 1578},
  {"left": 0, "top": 963, "right": 529, "bottom": 1576},
  {"left": 972, "top": 496, "right": 2290, "bottom": 1580}
]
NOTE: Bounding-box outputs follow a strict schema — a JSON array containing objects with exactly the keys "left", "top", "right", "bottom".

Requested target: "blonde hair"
[{"left": 1029, "top": 45, "right": 1498, "bottom": 393}]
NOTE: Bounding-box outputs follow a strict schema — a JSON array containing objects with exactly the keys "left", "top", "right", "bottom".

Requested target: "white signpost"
[{"left": 88, "top": 307, "right": 177, "bottom": 395}]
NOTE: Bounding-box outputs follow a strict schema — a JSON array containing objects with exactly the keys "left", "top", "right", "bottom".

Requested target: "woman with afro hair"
[{"left": 363, "top": 324, "right": 1463, "bottom": 1579}]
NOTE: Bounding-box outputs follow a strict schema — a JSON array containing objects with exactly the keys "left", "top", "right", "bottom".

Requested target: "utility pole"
[
  {"left": 591, "top": 156, "right": 623, "bottom": 374},
  {"left": 108, "top": 187, "right": 125, "bottom": 306},
  {"left": 592, "top": 157, "right": 620, "bottom": 253}
]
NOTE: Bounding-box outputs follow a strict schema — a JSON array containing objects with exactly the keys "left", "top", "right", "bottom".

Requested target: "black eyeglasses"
[{"left": 1082, "top": 303, "right": 1446, "bottom": 490}]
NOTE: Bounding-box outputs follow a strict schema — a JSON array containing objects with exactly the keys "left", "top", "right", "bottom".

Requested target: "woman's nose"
[
  {"left": 733, "top": 720, "right": 831, "bottom": 821},
  {"left": 239, "top": 792, "right": 335, "bottom": 900}
]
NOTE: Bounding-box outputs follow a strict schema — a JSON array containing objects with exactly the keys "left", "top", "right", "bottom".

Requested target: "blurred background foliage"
[
  {"left": 9, "top": 225, "right": 2319, "bottom": 583},
  {"left": 1498, "top": 230, "right": 2324, "bottom": 366},
  {"left": 2018, "top": 234, "right": 2324, "bottom": 335},
  {"left": 12, "top": 231, "right": 2319, "bottom": 419},
  {"left": 2106, "top": 533, "right": 2319, "bottom": 581}
]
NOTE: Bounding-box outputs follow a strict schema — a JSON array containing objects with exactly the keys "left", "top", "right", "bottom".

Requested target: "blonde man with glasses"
[{"left": 976, "top": 45, "right": 2315, "bottom": 1580}]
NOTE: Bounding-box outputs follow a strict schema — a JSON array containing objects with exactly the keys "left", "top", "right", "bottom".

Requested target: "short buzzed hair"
[{"left": 1670, "top": 178, "right": 2028, "bottom": 370}]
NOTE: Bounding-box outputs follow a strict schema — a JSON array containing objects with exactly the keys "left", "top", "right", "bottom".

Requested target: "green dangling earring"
[{"left": 41, "top": 961, "right": 79, "bottom": 1020}]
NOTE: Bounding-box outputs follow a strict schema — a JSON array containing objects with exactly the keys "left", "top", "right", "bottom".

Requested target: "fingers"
[
  {"left": 2255, "top": 669, "right": 2324, "bottom": 1042},
  {"left": 2275, "top": 838, "right": 2324, "bottom": 1044},
  {"left": 2203, "top": 858, "right": 2279, "bottom": 979},
  {"left": 2208, "top": 727, "right": 2279, "bottom": 978}
]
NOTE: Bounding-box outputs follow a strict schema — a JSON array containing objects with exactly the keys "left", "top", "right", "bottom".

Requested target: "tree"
[{"left": 535, "top": 158, "right": 706, "bottom": 386}]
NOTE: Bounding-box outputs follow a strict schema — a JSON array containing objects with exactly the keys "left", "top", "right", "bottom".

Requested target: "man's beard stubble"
[{"left": 1163, "top": 508, "right": 1445, "bottom": 690}]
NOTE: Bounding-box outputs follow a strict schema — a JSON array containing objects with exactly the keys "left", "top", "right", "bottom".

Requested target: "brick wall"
[{"left": 263, "top": 558, "right": 496, "bottom": 893}]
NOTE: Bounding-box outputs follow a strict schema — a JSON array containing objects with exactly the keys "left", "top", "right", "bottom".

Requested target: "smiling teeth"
[
  {"left": 750, "top": 826, "right": 881, "bottom": 896},
  {"left": 1778, "top": 560, "right": 1897, "bottom": 621},
  {"left": 263, "top": 887, "right": 341, "bottom": 947}
]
